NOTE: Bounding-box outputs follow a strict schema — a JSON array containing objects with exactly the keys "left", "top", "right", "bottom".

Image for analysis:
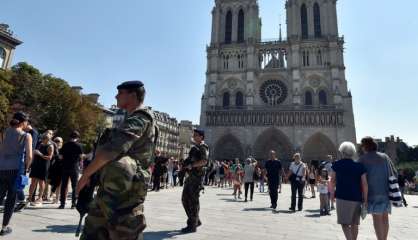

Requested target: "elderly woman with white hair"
[{"left": 331, "top": 142, "right": 368, "bottom": 240}]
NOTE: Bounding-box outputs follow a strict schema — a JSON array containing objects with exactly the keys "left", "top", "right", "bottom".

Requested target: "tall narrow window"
[
  {"left": 301, "top": 4, "right": 308, "bottom": 39},
  {"left": 314, "top": 3, "right": 322, "bottom": 38},
  {"left": 305, "top": 91, "right": 313, "bottom": 106},
  {"left": 236, "top": 91, "right": 244, "bottom": 107},
  {"left": 223, "top": 92, "right": 230, "bottom": 108},
  {"left": 225, "top": 11, "right": 233, "bottom": 44},
  {"left": 303, "top": 50, "right": 310, "bottom": 67},
  {"left": 317, "top": 50, "right": 322, "bottom": 65},
  {"left": 238, "top": 9, "right": 245, "bottom": 43},
  {"left": 0, "top": 48, "right": 5, "bottom": 67},
  {"left": 319, "top": 90, "right": 328, "bottom": 105},
  {"left": 302, "top": 51, "right": 306, "bottom": 66},
  {"left": 226, "top": 56, "right": 229, "bottom": 69}
]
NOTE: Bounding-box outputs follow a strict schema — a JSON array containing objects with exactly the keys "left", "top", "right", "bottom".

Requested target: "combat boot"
[{"left": 181, "top": 226, "right": 197, "bottom": 233}]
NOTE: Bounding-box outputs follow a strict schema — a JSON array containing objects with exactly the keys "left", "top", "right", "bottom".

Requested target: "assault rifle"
[
  {"left": 75, "top": 131, "right": 104, "bottom": 237},
  {"left": 179, "top": 156, "right": 205, "bottom": 194},
  {"left": 179, "top": 157, "right": 193, "bottom": 176}
]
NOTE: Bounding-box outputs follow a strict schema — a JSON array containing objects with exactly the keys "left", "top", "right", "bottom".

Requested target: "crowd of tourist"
[
  {"left": 0, "top": 112, "right": 86, "bottom": 235},
  {"left": 1, "top": 111, "right": 417, "bottom": 240}
]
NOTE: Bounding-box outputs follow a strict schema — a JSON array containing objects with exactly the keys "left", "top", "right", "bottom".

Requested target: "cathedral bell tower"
[
  {"left": 286, "top": 0, "right": 339, "bottom": 40},
  {"left": 200, "top": 0, "right": 356, "bottom": 162},
  {"left": 210, "top": 0, "right": 261, "bottom": 45}
]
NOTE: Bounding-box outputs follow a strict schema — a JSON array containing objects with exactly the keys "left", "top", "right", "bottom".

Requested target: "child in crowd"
[
  {"left": 258, "top": 168, "right": 266, "bottom": 193},
  {"left": 318, "top": 169, "right": 330, "bottom": 216},
  {"left": 225, "top": 163, "right": 231, "bottom": 187},
  {"left": 233, "top": 165, "right": 243, "bottom": 200}
]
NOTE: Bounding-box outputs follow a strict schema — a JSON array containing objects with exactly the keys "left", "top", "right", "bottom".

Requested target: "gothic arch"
[
  {"left": 304, "top": 89, "right": 313, "bottom": 106},
  {"left": 214, "top": 134, "right": 244, "bottom": 160},
  {"left": 302, "top": 132, "right": 337, "bottom": 162},
  {"left": 300, "top": 4, "right": 308, "bottom": 39},
  {"left": 225, "top": 10, "right": 233, "bottom": 43},
  {"left": 237, "top": 9, "right": 245, "bottom": 43},
  {"left": 235, "top": 91, "right": 244, "bottom": 107},
  {"left": 253, "top": 128, "right": 293, "bottom": 161},
  {"left": 318, "top": 89, "right": 328, "bottom": 105},
  {"left": 313, "top": 2, "right": 322, "bottom": 38},
  {"left": 222, "top": 91, "right": 230, "bottom": 108}
]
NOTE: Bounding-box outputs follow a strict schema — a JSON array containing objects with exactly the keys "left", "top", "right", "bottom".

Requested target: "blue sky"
[{"left": 2, "top": 0, "right": 418, "bottom": 145}]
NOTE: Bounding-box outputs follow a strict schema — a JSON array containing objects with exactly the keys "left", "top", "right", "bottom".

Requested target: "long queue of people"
[{"left": 0, "top": 112, "right": 85, "bottom": 236}]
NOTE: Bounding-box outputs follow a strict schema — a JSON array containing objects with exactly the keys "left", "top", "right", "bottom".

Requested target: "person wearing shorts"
[{"left": 331, "top": 142, "right": 368, "bottom": 240}]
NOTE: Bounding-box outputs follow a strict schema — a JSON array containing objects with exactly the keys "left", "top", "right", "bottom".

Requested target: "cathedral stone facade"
[{"left": 200, "top": 0, "right": 356, "bottom": 163}]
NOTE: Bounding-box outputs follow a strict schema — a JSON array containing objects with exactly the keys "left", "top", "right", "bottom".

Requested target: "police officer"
[
  {"left": 76, "top": 81, "right": 158, "bottom": 240},
  {"left": 181, "top": 129, "right": 209, "bottom": 233}
]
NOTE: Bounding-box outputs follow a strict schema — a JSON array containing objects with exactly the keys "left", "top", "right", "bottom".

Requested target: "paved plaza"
[{"left": 3, "top": 185, "right": 418, "bottom": 240}]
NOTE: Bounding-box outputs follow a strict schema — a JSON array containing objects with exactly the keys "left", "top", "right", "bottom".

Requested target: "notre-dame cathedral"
[{"left": 200, "top": 0, "right": 356, "bottom": 163}]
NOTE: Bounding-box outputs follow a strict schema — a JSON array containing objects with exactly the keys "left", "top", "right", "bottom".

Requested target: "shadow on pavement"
[
  {"left": 242, "top": 207, "right": 272, "bottom": 212},
  {"left": 218, "top": 198, "right": 241, "bottom": 203},
  {"left": 32, "top": 225, "right": 78, "bottom": 234},
  {"left": 144, "top": 230, "right": 182, "bottom": 240},
  {"left": 305, "top": 213, "right": 323, "bottom": 218},
  {"left": 276, "top": 210, "right": 295, "bottom": 214},
  {"left": 23, "top": 207, "right": 63, "bottom": 210},
  {"left": 304, "top": 209, "right": 320, "bottom": 213}
]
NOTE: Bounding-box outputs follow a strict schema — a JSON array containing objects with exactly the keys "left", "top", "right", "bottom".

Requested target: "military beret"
[
  {"left": 193, "top": 129, "right": 205, "bottom": 138},
  {"left": 117, "top": 81, "right": 144, "bottom": 90}
]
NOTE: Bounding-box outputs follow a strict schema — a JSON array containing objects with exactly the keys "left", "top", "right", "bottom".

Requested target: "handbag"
[
  {"left": 16, "top": 175, "right": 29, "bottom": 190},
  {"left": 386, "top": 158, "right": 403, "bottom": 207}
]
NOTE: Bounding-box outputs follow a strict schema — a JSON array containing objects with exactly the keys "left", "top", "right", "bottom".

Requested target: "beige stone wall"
[{"left": 0, "top": 42, "right": 14, "bottom": 69}]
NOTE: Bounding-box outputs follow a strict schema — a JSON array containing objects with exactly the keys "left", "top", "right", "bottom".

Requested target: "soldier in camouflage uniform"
[
  {"left": 181, "top": 129, "right": 209, "bottom": 233},
  {"left": 76, "top": 81, "right": 158, "bottom": 240}
]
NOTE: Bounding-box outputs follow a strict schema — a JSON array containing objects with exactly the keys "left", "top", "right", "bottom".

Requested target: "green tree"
[
  {"left": 0, "top": 70, "right": 14, "bottom": 130},
  {"left": 6, "top": 62, "right": 105, "bottom": 147}
]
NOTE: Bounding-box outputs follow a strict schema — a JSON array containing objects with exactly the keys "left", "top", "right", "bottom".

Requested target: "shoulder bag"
[{"left": 386, "top": 157, "right": 403, "bottom": 207}]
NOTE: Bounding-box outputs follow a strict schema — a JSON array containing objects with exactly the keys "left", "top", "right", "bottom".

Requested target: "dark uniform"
[
  {"left": 181, "top": 141, "right": 209, "bottom": 232},
  {"left": 80, "top": 81, "right": 158, "bottom": 240}
]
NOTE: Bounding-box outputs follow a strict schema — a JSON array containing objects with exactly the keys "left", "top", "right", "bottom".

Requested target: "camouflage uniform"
[
  {"left": 181, "top": 143, "right": 209, "bottom": 230},
  {"left": 80, "top": 107, "right": 158, "bottom": 240}
]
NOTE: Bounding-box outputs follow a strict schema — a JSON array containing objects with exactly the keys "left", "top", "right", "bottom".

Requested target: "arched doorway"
[
  {"left": 302, "top": 132, "right": 337, "bottom": 162},
  {"left": 253, "top": 128, "right": 293, "bottom": 162},
  {"left": 214, "top": 134, "right": 244, "bottom": 161}
]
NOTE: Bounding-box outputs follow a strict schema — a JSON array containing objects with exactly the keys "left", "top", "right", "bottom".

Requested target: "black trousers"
[
  {"left": 60, "top": 170, "right": 79, "bottom": 206},
  {"left": 244, "top": 182, "right": 254, "bottom": 200},
  {"left": 173, "top": 174, "right": 178, "bottom": 186},
  {"left": 291, "top": 181, "right": 305, "bottom": 210},
  {"left": 0, "top": 170, "right": 18, "bottom": 226},
  {"left": 179, "top": 175, "right": 185, "bottom": 187},
  {"left": 400, "top": 187, "right": 408, "bottom": 206},
  {"left": 152, "top": 174, "right": 161, "bottom": 191},
  {"left": 268, "top": 181, "right": 278, "bottom": 208}
]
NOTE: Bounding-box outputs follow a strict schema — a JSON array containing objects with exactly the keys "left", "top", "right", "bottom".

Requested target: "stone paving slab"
[{"left": 3, "top": 184, "right": 418, "bottom": 239}]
